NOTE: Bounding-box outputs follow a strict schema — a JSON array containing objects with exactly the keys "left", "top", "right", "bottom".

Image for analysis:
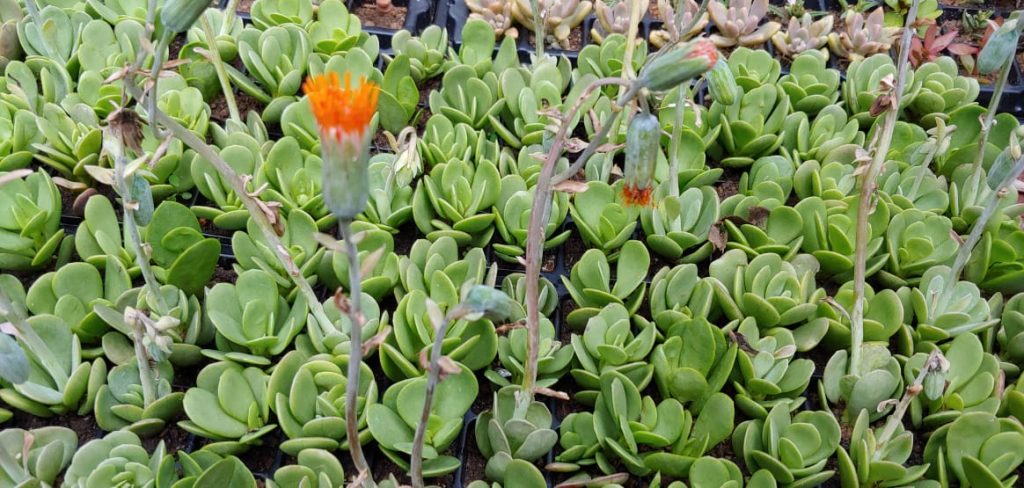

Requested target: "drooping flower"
[
  {"left": 304, "top": 71, "right": 380, "bottom": 220},
  {"left": 638, "top": 37, "right": 718, "bottom": 92}
]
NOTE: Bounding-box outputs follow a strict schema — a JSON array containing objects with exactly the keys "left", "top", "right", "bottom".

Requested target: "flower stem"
[
  {"left": 530, "top": 0, "right": 544, "bottom": 60},
  {"left": 200, "top": 15, "right": 241, "bottom": 124},
  {"left": 129, "top": 314, "right": 157, "bottom": 407},
  {"left": 522, "top": 77, "right": 634, "bottom": 396},
  {"left": 969, "top": 58, "right": 1013, "bottom": 179},
  {"left": 874, "top": 350, "right": 944, "bottom": 456},
  {"left": 410, "top": 306, "right": 466, "bottom": 488},
  {"left": 849, "top": 0, "right": 919, "bottom": 375},
  {"left": 339, "top": 218, "right": 375, "bottom": 488}
]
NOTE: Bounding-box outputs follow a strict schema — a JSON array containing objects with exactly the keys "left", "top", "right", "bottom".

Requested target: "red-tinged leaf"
[
  {"left": 947, "top": 43, "right": 979, "bottom": 55},
  {"left": 931, "top": 31, "right": 959, "bottom": 51}
]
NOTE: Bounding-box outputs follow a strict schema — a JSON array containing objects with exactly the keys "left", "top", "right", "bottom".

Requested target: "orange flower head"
[{"left": 303, "top": 71, "right": 380, "bottom": 140}]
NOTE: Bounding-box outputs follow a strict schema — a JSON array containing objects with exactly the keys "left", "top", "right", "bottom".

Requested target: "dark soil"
[
  {"left": 143, "top": 423, "right": 193, "bottom": 454},
  {"left": 460, "top": 418, "right": 489, "bottom": 485},
  {"left": 563, "top": 232, "right": 587, "bottom": 270},
  {"left": 353, "top": 3, "right": 408, "bottom": 30},
  {"left": 210, "top": 265, "right": 238, "bottom": 285},
  {"left": 528, "top": 27, "right": 585, "bottom": 52},
  {"left": 10, "top": 410, "right": 100, "bottom": 447},
  {"left": 169, "top": 34, "right": 186, "bottom": 62}
]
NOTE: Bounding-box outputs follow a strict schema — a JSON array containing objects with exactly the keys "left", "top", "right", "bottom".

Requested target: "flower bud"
[
  {"left": 621, "top": 112, "right": 661, "bottom": 206},
  {"left": 461, "top": 285, "right": 518, "bottom": 322},
  {"left": 160, "top": 0, "right": 208, "bottom": 34},
  {"left": 638, "top": 38, "right": 718, "bottom": 92},
  {"left": 707, "top": 58, "right": 738, "bottom": 105},
  {"left": 978, "top": 17, "right": 1020, "bottom": 74}
]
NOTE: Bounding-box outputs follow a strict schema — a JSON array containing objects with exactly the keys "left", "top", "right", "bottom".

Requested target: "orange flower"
[
  {"left": 303, "top": 71, "right": 380, "bottom": 139},
  {"left": 621, "top": 184, "right": 654, "bottom": 207}
]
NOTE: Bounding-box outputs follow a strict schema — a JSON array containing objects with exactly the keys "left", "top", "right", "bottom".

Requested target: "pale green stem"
[
  {"left": 849, "top": 0, "right": 919, "bottom": 375},
  {"left": 338, "top": 218, "right": 375, "bottom": 488},
  {"left": 531, "top": 0, "right": 544, "bottom": 60},
  {"left": 200, "top": 15, "right": 240, "bottom": 123},
  {"left": 969, "top": 59, "right": 1013, "bottom": 179},
  {"left": 129, "top": 318, "right": 157, "bottom": 407},
  {"left": 874, "top": 350, "right": 942, "bottom": 457}
]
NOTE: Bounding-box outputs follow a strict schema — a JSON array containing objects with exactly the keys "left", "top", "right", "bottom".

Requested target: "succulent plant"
[
  {"left": 963, "top": 219, "right": 1024, "bottom": 294},
  {"left": 778, "top": 50, "right": 841, "bottom": 115},
  {"left": 15, "top": 5, "right": 89, "bottom": 69},
  {"left": 391, "top": 25, "right": 449, "bottom": 83},
  {"left": 267, "top": 349, "right": 377, "bottom": 455},
  {"left": 0, "top": 426, "right": 77, "bottom": 487},
  {"left": 706, "top": 84, "right": 791, "bottom": 169},
  {"left": 872, "top": 209, "right": 957, "bottom": 288},
  {"left": 308, "top": 0, "right": 367, "bottom": 56},
  {"left": 998, "top": 292, "right": 1024, "bottom": 363},
  {"left": 708, "top": 250, "right": 826, "bottom": 347},
  {"left": 0, "top": 0, "right": 22, "bottom": 71},
  {"left": 569, "top": 180, "right": 640, "bottom": 256},
  {"left": 93, "top": 359, "right": 184, "bottom": 436},
  {"left": 904, "top": 333, "right": 999, "bottom": 430},
  {"left": 466, "top": 0, "right": 518, "bottom": 40},
  {"left": 828, "top": 8, "right": 900, "bottom": 61},
  {"left": 317, "top": 220, "right": 400, "bottom": 301},
  {"left": 230, "top": 25, "right": 310, "bottom": 123},
  {"left": 726, "top": 47, "right": 782, "bottom": 91},
  {"left": 180, "top": 361, "right": 276, "bottom": 455},
  {"left": 189, "top": 138, "right": 260, "bottom": 231},
  {"left": 729, "top": 318, "right": 815, "bottom": 419},
  {"left": 0, "top": 102, "right": 40, "bottom": 172},
  {"left": 25, "top": 259, "right": 131, "bottom": 342},
  {"left": 570, "top": 303, "right": 657, "bottom": 402},
  {"left": 412, "top": 154, "right": 501, "bottom": 248},
  {"left": 721, "top": 155, "right": 795, "bottom": 211},
  {"left": 563, "top": 240, "right": 650, "bottom": 328},
  {"left": 708, "top": 0, "right": 781, "bottom": 48},
  {"left": 578, "top": 33, "right": 647, "bottom": 83},
  {"left": 843, "top": 53, "right": 921, "bottom": 128},
  {"left": 837, "top": 408, "right": 935, "bottom": 488},
  {"left": 63, "top": 431, "right": 176, "bottom": 488},
  {"left": 249, "top": 0, "right": 313, "bottom": 29},
  {"left": 262, "top": 451, "right": 345, "bottom": 488},
  {"left": 878, "top": 159, "right": 950, "bottom": 214},
  {"left": 772, "top": 13, "right": 833, "bottom": 59},
  {"left": 490, "top": 57, "right": 575, "bottom": 149},
  {"left": 475, "top": 385, "right": 557, "bottom": 483},
  {"left": 591, "top": 0, "right": 646, "bottom": 44},
  {"left": 722, "top": 206, "right": 806, "bottom": 264},
  {"left": 176, "top": 451, "right": 257, "bottom": 487},
  {"left": 648, "top": 263, "right": 716, "bottom": 327},
  {"left": 822, "top": 343, "right": 903, "bottom": 421},
  {"left": 806, "top": 281, "right": 906, "bottom": 350},
  {"left": 904, "top": 266, "right": 999, "bottom": 343},
  {"left": 493, "top": 173, "right": 571, "bottom": 262},
  {"left": 231, "top": 209, "right": 324, "bottom": 298},
  {"left": 428, "top": 65, "right": 502, "bottom": 130},
  {"left": 908, "top": 57, "right": 980, "bottom": 129},
  {"left": 254, "top": 136, "right": 331, "bottom": 229},
  {"left": 419, "top": 114, "right": 500, "bottom": 169},
  {"left": 145, "top": 201, "right": 221, "bottom": 297},
  {"left": 0, "top": 169, "right": 69, "bottom": 271},
  {"left": 205, "top": 269, "right": 309, "bottom": 365},
  {"left": 367, "top": 364, "right": 477, "bottom": 478},
  {"left": 641, "top": 185, "right": 719, "bottom": 264},
  {"left": 510, "top": 0, "right": 592, "bottom": 50},
  {"left": 96, "top": 284, "right": 210, "bottom": 367},
  {"left": 652, "top": 315, "right": 737, "bottom": 409},
  {"left": 883, "top": 0, "right": 941, "bottom": 29},
  {"left": 922, "top": 411, "right": 1024, "bottom": 487},
  {"left": 650, "top": 0, "right": 708, "bottom": 47},
  {"left": 733, "top": 402, "right": 840, "bottom": 486},
  {"left": 794, "top": 195, "right": 891, "bottom": 282}
]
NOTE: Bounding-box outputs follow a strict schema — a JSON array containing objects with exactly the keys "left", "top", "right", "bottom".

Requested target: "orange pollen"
[
  {"left": 303, "top": 71, "right": 380, "bottom": 138},
  {"left": 689, "top": 39, "right": 718, "bottom": 66},
  {"left": 621, "top": 184, "right": 654, "bottom": 207}
]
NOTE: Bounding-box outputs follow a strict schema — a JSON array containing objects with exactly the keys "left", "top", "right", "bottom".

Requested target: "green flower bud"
[
  {"left": 461, "top": 285, "right": 518, "bottom": 322},
  {"left": 707, "top": 58, "right": 738, "bottom": 105},
  {"left": 622, "top": 112, "right": 661, "bottom": 206},
  {"left": 978, "top": 15, "right": 1021, "bottom": 74},
  {"left": 638, "top": 38, "right": 718, "bottom": 92},
  {"left": 161, "top": 0, "right": 209, "bottom": 34}
]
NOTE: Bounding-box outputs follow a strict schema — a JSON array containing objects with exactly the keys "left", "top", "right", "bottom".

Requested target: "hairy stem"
[
  {"left": 200, "top": 15, "right": 240, "bottom": 123},
  {"left": 970, "top": 59, "right": 1013, "bottom": 179},
  {"left": 129, "top": 317, "right": 157, "bottom": 407},
  {"left": 530, "top": 0, "right": 544, "bottom": 60},
  {"left": 849, "top": 0, "right": 919, "bottom": 375},
  {"left": 410, "top": 307, "right": 466, "bottom": 488},
  {"left": 874, "top": 350, "right": 943, "bottom": 455},
  {"left": 523, "top": 77, "right": 634, "bottom": 396},
  {"left": 339, "top": 218, "right": 374, "bottom": 488}
]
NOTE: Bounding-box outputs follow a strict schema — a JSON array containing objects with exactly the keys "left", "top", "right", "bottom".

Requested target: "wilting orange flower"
[
  {"left": 621, "top": 184, "right": 654, "bottom": 206},
  {"left": 303, "top": 71, "right": 380, "bottom": 139}
]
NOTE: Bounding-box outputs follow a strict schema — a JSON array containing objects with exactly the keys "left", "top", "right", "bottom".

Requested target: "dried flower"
[
  {"left": 304, "top": 71, "right": 380, "bottom": 220},
  {"left": 620, "top": 112, "right": 661, "bottom": 206}
]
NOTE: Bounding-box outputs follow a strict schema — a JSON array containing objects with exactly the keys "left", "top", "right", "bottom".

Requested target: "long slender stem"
[
  {"left": 200, "top": 15, "right": 240, "bottom": 123},
  {"left": 129, "top": 317, "right": 157, "bottom": 407},
  {"left": 969, "top": 59, "right": 1013, "bottom": 179},
  {"left": 874, "top": 350, "right": 943, "bottom": 455},
  {"left": 530, "top": 0, "right": 544, "bottom": 60},
  {"left": 338, "top": 218, "right": 374, "bottom": 488},
  {"left": 849, "top": 0, "right": 919, "bottom": 375},
  {"left": 146, "top": 35, "right": 171, "bottom": 140},
  {"left": 410, "top": 308, "right": 465, "bottom": 488},
  {"left": 522, "top": 78, "right": 633, "bottom": 396}
]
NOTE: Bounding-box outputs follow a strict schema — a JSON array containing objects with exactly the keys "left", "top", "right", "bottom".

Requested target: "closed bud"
[
  {"left": 621, "top": 112, "right": 661, "bottom": 206},
  {"left": 638, "top": 38, "right": 718, "bottom": 92},
  {"left": 978, "top": 16, "right": 1021, "bottom": 74},
  {"left": 460, "top": 285, "right": 517, "bottom": 322},
  {"left": 160, "top": 0, "right": 208, "bottom": 33},
  {"left": 707, "top": 58, "right": 738, "bottom": 105}
]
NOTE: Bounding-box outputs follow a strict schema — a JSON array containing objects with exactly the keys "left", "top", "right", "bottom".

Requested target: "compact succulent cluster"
[{"left": 0, "top": 0, "right": 1023, "bottom": 487}]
